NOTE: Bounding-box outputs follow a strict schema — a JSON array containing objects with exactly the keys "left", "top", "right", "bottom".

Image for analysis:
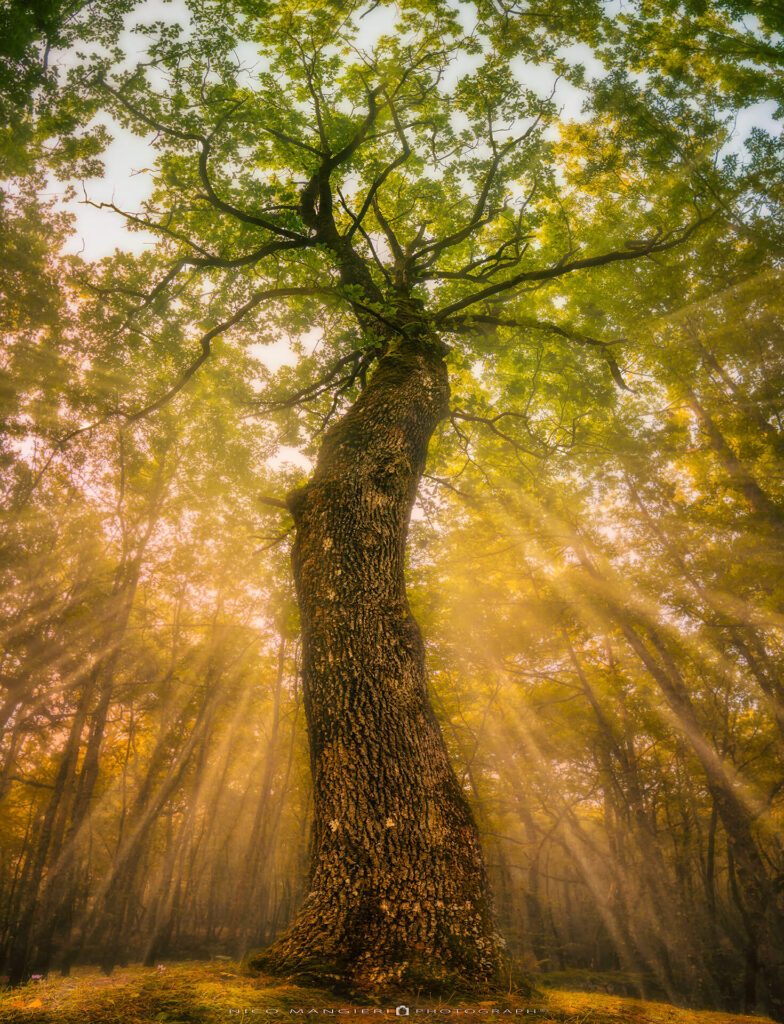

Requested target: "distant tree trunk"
[
  {"left": 34, "top": 463, "right": 168, "bottom": 978},
  {"left": 566, "top": 637, "right": 686, "bottom": 999},
  {"left": 685, "top": 388, "right": 782, "bottom": 522},
  {"left": 250, "top": 335, "right": 501, "bottom": 991},
  {"left": 557, "top": 526, "right": 783, "bottom": 1015},
  {"left": 517, "top": 805, "right": 549, "bottom": 967},
  {"left": 614, "top": 617, "right": 784, "bottom": 1019},
  {"left": 5, "top": 686, "right": 91, "bottom": 985},
  {"left": 688, "top": 329, "right": 784, "bottom": 456},
  {"left": 234, "top": 637, "right": 288, "bottom": 957},
  {"left": 623, "top": 472, "right": 784, "bottom": 745},
  {"left": 93, "top": 680, "right": 221, "bottom": 974}
]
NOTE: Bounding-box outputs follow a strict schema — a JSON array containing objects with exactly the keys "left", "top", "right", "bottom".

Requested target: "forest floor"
[{"left": 0, "top": 961, "right": 774, "bottom": 1024}]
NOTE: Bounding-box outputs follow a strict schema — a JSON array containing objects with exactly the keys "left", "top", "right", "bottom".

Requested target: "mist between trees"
[{"left": 1, "top": 0, "right": 783, "bottom": 1019}]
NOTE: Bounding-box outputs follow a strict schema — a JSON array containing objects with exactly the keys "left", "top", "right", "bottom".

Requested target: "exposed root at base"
[{"left": 246, "top": 946, "right": 535, "bottom": 1000}]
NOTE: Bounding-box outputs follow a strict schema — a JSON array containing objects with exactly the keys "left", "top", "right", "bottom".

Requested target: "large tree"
[{"left": 7, "top": 0, "right": 777, "bottom": 996}]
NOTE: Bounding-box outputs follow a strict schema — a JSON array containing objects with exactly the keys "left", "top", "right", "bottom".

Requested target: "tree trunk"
[
  {"left": 234, "top": 637, "right": 287, "bottom": 957},
  {"left": 250, "top": 336, "right": 501, "bottom": 991},
  {"left": 615, "top": 618, "right": 784, "bottom": 1018},
  {"left": 685, "top": 388, "right": 782, "bottom": 523}
]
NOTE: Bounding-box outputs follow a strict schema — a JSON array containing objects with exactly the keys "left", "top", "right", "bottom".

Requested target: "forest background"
[{"left": 1, "top": 0, "right": 783, "bottom": 1018}]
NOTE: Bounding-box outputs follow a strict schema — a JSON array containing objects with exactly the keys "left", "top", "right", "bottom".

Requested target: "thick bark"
[{"left": 250, "top": 336, "right": 501, "bottom": 991}]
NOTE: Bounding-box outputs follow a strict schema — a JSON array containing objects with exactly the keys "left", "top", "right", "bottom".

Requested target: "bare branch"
[
  {"left": 450, "top": 409, "right": 546, "bottom": 458},
  {"left": 58, "top": 286, "right": 330, "bottom": 448},
  {"left": 300, "top": 84, "right": 384, "bottom": 235},
  {"left": 413, "top": 114, "right": 543, "bottom": 264},
  {"left": 345, "top": 92, "right": 413, "bottom": 245},
  {"left": 423, "top": 473, "right": 481, "bottom": 506},
  {"left": 80, "top": 194, "right": 313, "bottom": 273},
  {"left": 99, "top": 77, "right": 307, "bottom": 241},
  {"left": 434, "top": 217, "right": 710, "bottom": 320},
  {"left": 124, "top": 287, "right": 322, "bottom": 422},
  {"left": 258, "top": 120, "right": 325, "bottom": 157},
  {"left": 336, "top": 187, "right": 393, "bottom": 286},
  {"left": 446, "top": 312, "right": 634, "bottom": 391},
  {"left": 371, "top": 195, "right": 406, "bottom": 268},
  {"left": 253, "top": 348, "right": 371, "bottom": 413},
  {"left": 257, "top": 494, "right": 290, "bottom": 511},
  {"left": 196, "top": 135, "right": 305, "bottom": 239}
]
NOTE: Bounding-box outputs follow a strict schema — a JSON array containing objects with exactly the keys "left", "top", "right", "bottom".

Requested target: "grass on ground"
[{"left": 0, "top": 961, "right": 774, "bottom": 1024}]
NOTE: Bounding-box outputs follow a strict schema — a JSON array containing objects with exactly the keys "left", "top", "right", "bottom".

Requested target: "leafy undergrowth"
[{"left": 0, "top": 962, "right": 773, "bottom": 1024}]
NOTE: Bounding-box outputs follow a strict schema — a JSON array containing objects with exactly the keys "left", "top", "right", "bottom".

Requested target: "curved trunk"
[{"left": 251, "top": 337, "right": 501, "bottom": 991}]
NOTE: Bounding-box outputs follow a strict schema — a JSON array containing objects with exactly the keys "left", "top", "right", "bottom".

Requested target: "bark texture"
[{"left": 249, "top": 335, "right": 501, "bottom": 991}]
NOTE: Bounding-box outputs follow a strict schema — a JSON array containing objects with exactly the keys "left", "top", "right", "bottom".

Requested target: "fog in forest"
[{"left": 1, "top": 0, "right": 783, "bottom": 1018}]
